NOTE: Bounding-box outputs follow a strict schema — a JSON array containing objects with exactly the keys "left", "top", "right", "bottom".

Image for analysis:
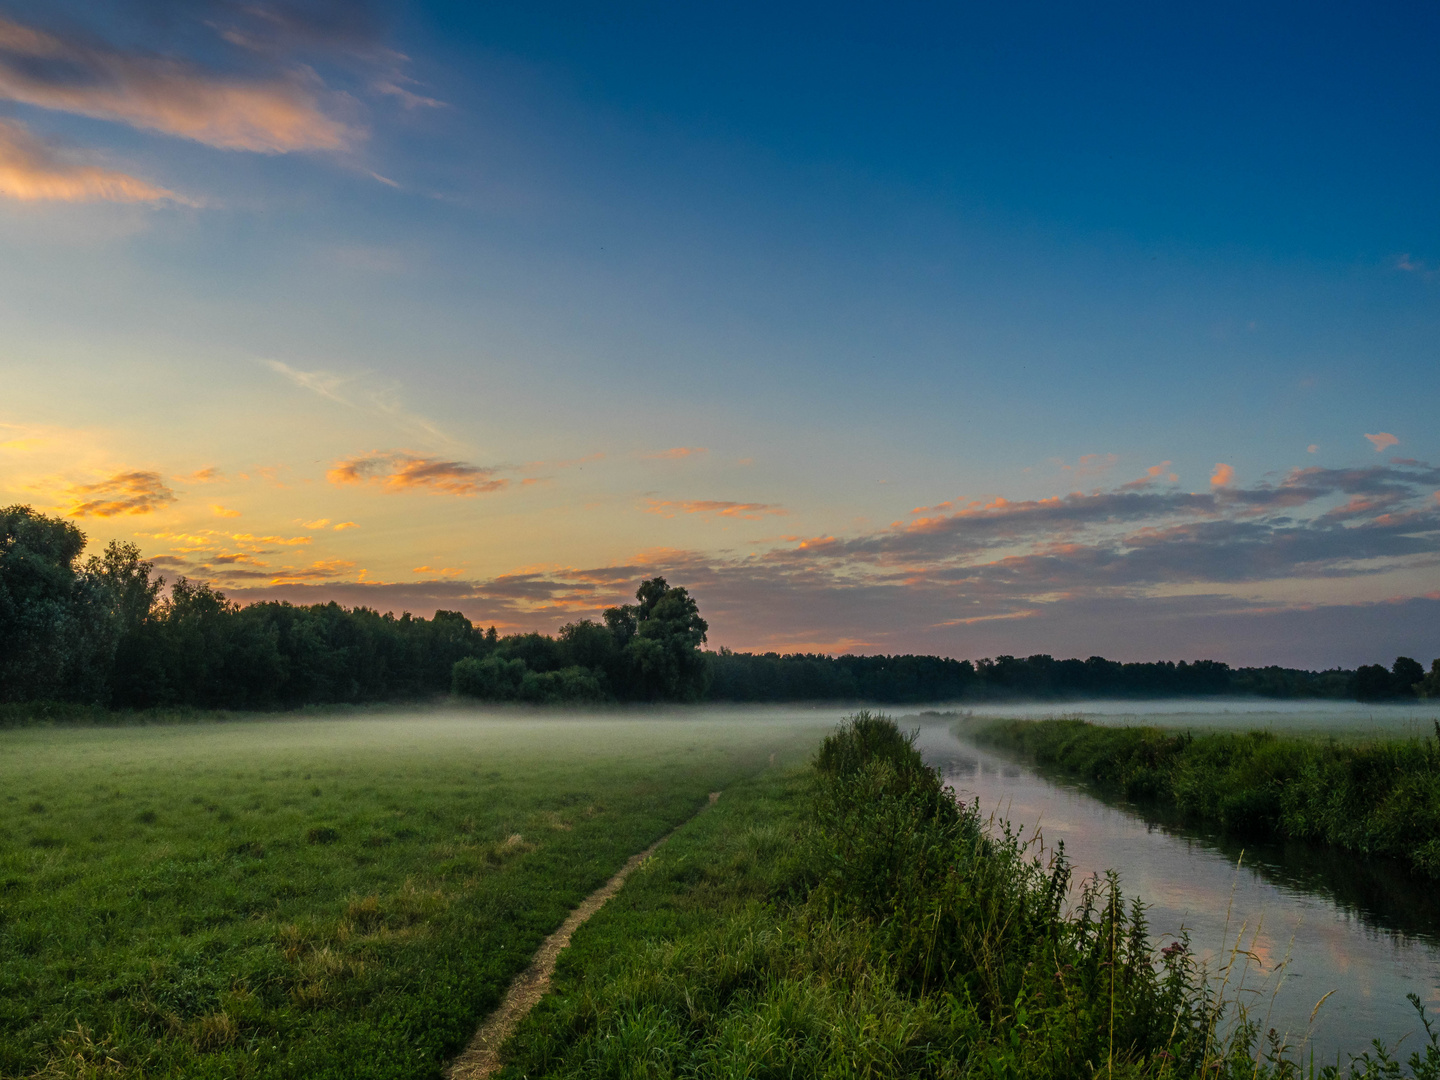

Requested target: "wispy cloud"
[
  {"left": 66, "top": 470, "right": 177, "bottom": 517},
  {"left": 1056, "top": 452, "right": 1119, "bottom": 477},
  {"left": 210, "top": 504, "right": 241, "bottom": 518},
  {"left": 1395, "top": 254, "right": 1434, "bottom": 279},
  {"left": 263, "top": 358, "right": 349, "bottom": 402},
  {"left": 1120, "top": 461, "right": 1178, "bottom": 490},
  {"left": 646, "top": 499, "right": 787, "bottom": 520},
  {"left": 269, "top": 558, "right": 356, "bottom": 582},
  {"left": 140, "top": 528, "right": 311, "bottom": 554},
  {"left": 262, "top": 359, "right": 460, "bottom": 448},
  {"left": 0, "top": 16, "right": 354, "bottom": 153},
  {"left": 1210, "top": 462, "right": 1235, "bottom": 487},
  {"left": 644, "top": 447, "right": 708, "bottom": 460},
  {"left": 0, "top": 118, "right": 190, "bottom": 204},
  {"left": 327, "top": 450, "right": 506, "bottom": 496},
  {"left": 1364, "top": 432, "right": 1399, "bottom": 452}
]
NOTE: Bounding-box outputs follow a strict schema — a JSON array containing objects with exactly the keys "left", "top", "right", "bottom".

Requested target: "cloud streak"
[
  {"left": 263, "top": 359, "right": 461, "bottom": 448},
  {"left": 0, "top": 16, "right": 353, "bottom": 153},
  {"left": 646, "top": 499, "right": 787, "bottom": 520},
  {"left": 66, "top": 470, "right": 177, "bottom": 517},
  {"left": 0, "top": 118, "right": 189, "bottom": 203},
  {"left": 327, "top": 450, "right": 506, "bottom": 496}
]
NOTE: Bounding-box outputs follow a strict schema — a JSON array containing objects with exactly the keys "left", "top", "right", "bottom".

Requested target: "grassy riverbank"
[
  {"left": 975, "top": 717, "right": 1440, "bottom": 879},
  {"left": 502, "top": 714, "right": 1306, "bottom": 1079},
  {"left": 0, "top": 714, "right": 817, "bottom": 1079}
]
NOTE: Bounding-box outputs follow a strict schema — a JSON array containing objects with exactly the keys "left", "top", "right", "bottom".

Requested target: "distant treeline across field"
[{"left": 3, "top": 504, "right": 1437, "bottom": 711}]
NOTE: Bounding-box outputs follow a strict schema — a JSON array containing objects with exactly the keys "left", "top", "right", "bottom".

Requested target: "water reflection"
[{"left": 908, "top": 719, "right": 1440, "bottom": 1065}]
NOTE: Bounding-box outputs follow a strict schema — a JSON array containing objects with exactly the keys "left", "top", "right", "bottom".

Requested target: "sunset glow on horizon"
[{"left": 2, "top": 1, "right": 1437, "bottom": 668}]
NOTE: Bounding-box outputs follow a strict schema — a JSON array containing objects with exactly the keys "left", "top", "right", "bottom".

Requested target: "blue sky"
[{"left": 1, "top": 0, "right": 1436, "bottom": 665}]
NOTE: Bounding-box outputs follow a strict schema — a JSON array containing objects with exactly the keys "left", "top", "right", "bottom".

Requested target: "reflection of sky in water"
[{"left": 909, "top": 720, "right": 1440, "bottom": 1065}]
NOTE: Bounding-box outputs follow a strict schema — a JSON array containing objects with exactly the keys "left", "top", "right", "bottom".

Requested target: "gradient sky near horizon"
[{"left": 2, "top": 0, "right": 1437, "bottom": 668}]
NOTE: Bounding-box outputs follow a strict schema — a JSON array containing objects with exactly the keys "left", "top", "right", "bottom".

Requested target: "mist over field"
[{"left": 3, "top": 1, "right": 1439, "bottom": 1075}]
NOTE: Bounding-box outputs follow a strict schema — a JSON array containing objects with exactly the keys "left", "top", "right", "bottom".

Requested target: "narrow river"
[{"left": 910, "top": 716, "right": 1440, "bottom": 1067}]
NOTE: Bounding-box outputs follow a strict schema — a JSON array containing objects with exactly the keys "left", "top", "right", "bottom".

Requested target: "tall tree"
[
  {"left": 0, "top": 506, "right": 121, "bottom": 701},
  {"left": 607, "top": 577, "right": 710, "bottom": 701}
]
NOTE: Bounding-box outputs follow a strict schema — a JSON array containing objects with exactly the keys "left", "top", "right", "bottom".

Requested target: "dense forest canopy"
[{"left": 2, "top": 505, "right": 1436, "bottom": 709}]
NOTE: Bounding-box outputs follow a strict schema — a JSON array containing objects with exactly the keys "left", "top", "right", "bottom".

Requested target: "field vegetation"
[
  {"left": 975, "top": 717, "right": 1440, "bottom": 879},
  {"left": 495, "top": 713, "right": 1440, "bottom": 1079},
  {"left": 0, "top": 712, "right": 819, "bottom": 1078}
]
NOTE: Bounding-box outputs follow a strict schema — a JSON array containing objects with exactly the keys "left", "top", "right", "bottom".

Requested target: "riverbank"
[
  {"left": 974, "top": 717, "right": 1440, "bottom": 879},
  {"left": 497, "top": 713, "right": 1440, "bottom": 1078}
]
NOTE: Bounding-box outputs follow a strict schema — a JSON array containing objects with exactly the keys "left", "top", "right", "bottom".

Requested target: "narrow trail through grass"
[
  {"left": 447, "top": 792, "right": 722, "bottom": 1080},
  {"left": 0, "top": 713, "right": 824, "bottom": 1079}
]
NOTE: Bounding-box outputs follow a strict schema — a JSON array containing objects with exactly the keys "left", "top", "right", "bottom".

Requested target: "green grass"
[
  {"left": 500, "top": 715, "right": 1218, "bottom": 1079},
  {"left": 498, "top": 714, "right": 1440, "bottom": 1080},
  {"left": 973, "top": 717, "right": 1440, "bottom": 879},
  {"left": 0, "top": 711, "right": 823, "bottom": 1079}
]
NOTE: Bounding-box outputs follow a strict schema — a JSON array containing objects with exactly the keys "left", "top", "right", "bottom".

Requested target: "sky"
[{"left": 1, "top": 0, "right": 1437, "bottom": 668}]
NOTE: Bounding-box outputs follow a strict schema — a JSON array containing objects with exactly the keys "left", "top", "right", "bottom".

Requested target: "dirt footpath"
[{"left": 446, "top": 791, "right": 721, "bottom": 1079}]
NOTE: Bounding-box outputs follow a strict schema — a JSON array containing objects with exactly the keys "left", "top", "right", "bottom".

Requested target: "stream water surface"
[{"left": 906, "top": 705, "right": 1440, "bottom": 1067}]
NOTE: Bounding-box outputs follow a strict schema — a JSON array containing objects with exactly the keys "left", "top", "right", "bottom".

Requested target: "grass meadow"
[{"left": 0, "top": 710, "right": 825, "bottom": 1079}]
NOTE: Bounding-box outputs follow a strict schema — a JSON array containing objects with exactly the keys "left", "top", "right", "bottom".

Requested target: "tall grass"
[
  {"left": 975, "top": 718, "right": 1440, "bottom": 878},
  {"left": 502, "top": 712, "right": 1440, "bottom": 1078}
]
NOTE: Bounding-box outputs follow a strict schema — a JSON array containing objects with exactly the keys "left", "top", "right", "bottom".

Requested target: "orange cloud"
[
  {"left": 1306, "top": 444, "right": 1319, "bottom": 454},
  {"left": 1364, "top": 432, "right": 1399, "bottom": 452},
  {"left": 1120, "top": 461, "right": 1178, "bottom": 490},
  {"left": 1057, "top": 453, "right": 1119, "bottom": 477},
  {"left": 0, "top": 18, "right": 352, "bottom": 153},
  {"left": 0, "top": 118, "right": 187, "bottom": 203},
  {"left": 264, "top": 559, "right": 357, "bottom": 583},
  {"left": 230, "top": 533, "right": 311, "bottom": 547},
  {"left": 1210, "top": 463, "right": 1235, "bottom": 488},
  {"left": 328, "top": 450, "right": 506, "bottom": 496},
  {"left": 333, "top": 521, "right": 359, "bottom": 530},
  {"left": 210, "top": 504, "right": 241, "bottom": 518},
  {"left": 646, "top": 499, "right": 786, "bottom": 520},
  {"left": 183, "top": 466, "right": 223, "bottom": 482},
  {"left": 209, "top": 552, "right": 267, "bottom": 567},
  {"left": 645, "top": 447, "right": 708, "bottom": 460},
  {"left": 66, "top": 470, "right": 176, "bottom": 517},
  {"left": 300, "top": 518, "right": 331, "bottom": 529}
]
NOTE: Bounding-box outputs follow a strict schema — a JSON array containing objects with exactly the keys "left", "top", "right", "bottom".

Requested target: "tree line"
[
  {"left": 2, "top": 505, "right": 1436, "bottom": 710},
  {"left": 710, "top": 649, "right": 1438, "bottom": 702}
]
